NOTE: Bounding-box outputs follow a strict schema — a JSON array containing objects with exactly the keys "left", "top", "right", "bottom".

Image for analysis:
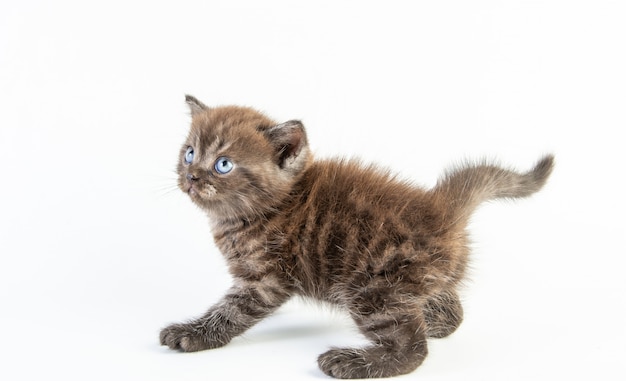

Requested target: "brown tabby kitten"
[{"left": 160, "top": 95, "right": 554, "bottom": 379}]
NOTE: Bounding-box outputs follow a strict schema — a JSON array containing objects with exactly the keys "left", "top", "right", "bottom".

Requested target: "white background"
[{"left": 1, "top": 1, "right": 625, "bottom": 380}]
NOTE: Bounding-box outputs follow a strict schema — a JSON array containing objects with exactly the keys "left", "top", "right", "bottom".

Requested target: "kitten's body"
[{"left": 160, "top": 96, "right": 554, "bottom": 378}]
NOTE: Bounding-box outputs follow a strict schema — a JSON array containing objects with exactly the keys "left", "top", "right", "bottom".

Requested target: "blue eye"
[
  {"left": 214, "top": 157, "right": 234, "bottom": 174},
  {"left": 184, "top": 147, "right": 194, "bottom": 164}
]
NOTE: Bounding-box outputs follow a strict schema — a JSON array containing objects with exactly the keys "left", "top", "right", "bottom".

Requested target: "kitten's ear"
[
  {"left": 265, "top": 120, "right": 310, "bottom": 170},
  {"left": 185, "top": 95, "right": 210, "bottom": 116}
]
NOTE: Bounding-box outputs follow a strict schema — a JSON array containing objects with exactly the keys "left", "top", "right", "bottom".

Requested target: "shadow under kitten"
[{"left": 160, "top": 95, "right": 554, "bottom": 379}]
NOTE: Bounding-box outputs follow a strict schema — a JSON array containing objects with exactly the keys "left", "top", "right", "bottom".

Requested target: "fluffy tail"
[{"left": 432, "top": 154, "right": 554, "bottom": 227}]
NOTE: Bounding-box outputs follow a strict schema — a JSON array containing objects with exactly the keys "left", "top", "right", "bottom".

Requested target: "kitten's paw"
[
  {"left": 318, "top": 346, "right": 423, "bottom": 379},
  {"left": 318, "top": 348, "right": 371, "bottom": 379},
  {"left": 424, "top": 291, "right": 464, "bottom": 339},
  {"left": 159, "top": 323, "right": 223, "bottom": 352}
]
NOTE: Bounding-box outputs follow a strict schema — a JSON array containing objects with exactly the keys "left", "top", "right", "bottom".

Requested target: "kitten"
[{"left": 160, "top": 95, "right": 554, "bottom": 379}]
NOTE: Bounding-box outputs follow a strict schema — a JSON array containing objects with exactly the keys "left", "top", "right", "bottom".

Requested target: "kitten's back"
[{"left": 298, "top": 158, "right": 435, "bottom": 224}]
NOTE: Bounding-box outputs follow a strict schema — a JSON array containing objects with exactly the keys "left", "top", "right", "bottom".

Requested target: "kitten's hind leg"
[
  {"left": 423, "top": 289, "right": 464, "bottom": 339},
  {"left": 318, "top": 305, "right": 428, "bottom": 379}
]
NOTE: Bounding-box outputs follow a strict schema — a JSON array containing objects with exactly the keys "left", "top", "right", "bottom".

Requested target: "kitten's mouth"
[
  {"left": 184, "top": 182, "right": 217, "bottom": 200},
  {"left": 186, "top": 184, "right": 200, "bottom": 198}
]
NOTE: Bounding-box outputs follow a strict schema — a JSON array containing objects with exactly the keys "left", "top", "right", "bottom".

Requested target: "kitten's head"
[{"left": 177, "top": 95, "right": 312, "bottom": 221}]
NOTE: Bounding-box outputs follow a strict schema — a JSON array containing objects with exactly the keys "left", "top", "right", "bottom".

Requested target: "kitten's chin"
[{"left": 187, "top": 190, "right": 214, "bottom": 211}]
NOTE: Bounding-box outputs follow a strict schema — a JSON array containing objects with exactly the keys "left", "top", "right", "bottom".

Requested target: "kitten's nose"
[{"left": 186, "top": 173, "right": 198, "bottom": 181}]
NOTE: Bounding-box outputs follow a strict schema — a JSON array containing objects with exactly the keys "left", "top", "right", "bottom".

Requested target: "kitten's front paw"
[
  {"left": 318, "top": 348, "right": 374, "bottom": 379},
  {"left": 318, "top": 346, "right": 421, "bottom": 379},
  {"left": 159, "top": 323, "right": 224, "bottom": 352}
]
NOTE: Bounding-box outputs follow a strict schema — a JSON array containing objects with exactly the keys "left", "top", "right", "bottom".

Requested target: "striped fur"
[{"left": 160, "top": 96, "right": 554, "bottom": 378}]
